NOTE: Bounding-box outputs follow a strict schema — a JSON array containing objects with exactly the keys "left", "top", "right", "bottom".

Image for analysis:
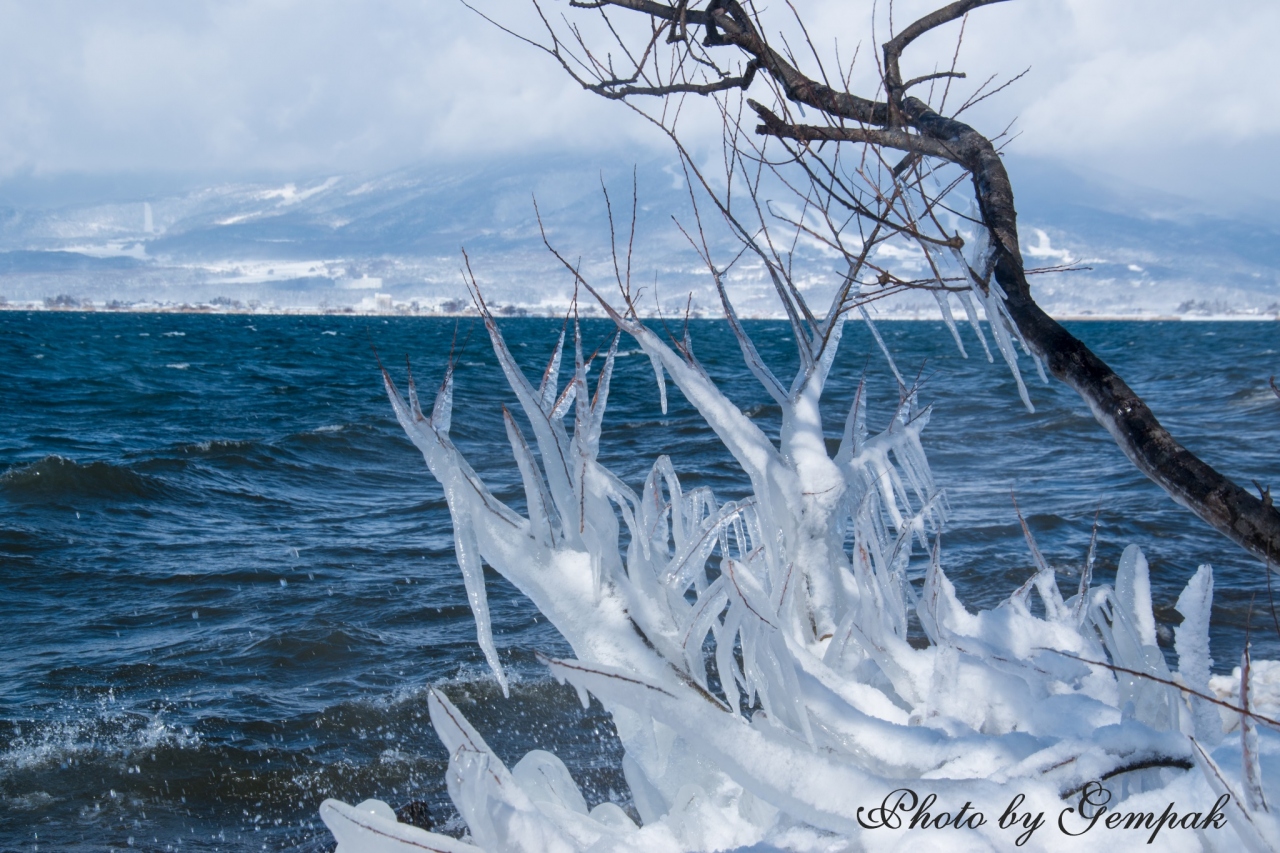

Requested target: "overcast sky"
[{"left": 0, "top": 0, "right": 1275, "bottom": 210}]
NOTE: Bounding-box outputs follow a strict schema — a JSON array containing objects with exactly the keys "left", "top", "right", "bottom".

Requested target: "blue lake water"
[{"left": 1, "top": 311, "right": 1277, "bottom": 851}]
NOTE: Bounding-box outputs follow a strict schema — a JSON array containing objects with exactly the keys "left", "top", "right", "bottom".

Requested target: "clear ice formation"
[{"left": 323, "top": 290, "right": 1280, "bottom": 852}]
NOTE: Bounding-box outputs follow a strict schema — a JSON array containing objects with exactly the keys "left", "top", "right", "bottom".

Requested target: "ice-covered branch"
[{"left": 329, "top": 298, "right": 1278, "bottom": 852}]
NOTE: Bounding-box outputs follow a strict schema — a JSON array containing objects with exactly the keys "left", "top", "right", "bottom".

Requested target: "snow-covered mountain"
[
  {"left": 0, "top": 153, "right": 1276, "bottom": 318},
  {"left": 1005, "top": 158, "right": 1280, "bottom": 318}
]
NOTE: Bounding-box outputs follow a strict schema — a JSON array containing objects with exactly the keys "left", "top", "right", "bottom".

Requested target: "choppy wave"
[
  {"left": 1, "top": 705, "right": 200, "bottom": 775},
  {"left": 0, "top": 455, "right": 166, "bottom": 501},
  {"left": 0, "top": 673, "right": 617, "bottom": 850},
  {"left": 178, "top": 437, "right": 258, "bottom": 455}
]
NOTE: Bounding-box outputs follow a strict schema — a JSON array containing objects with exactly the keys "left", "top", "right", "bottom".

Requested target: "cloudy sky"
[{"left": 0, "top": 0, "right": 1275, "bottom": 210}]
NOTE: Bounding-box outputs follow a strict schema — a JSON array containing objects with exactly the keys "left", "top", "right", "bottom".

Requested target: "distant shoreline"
[{"left": 1, "top": 303, "right": 1277, "bottom": 322}]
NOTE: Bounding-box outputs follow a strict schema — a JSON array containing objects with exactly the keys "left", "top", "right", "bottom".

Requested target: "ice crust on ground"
[{"left": 325, "top": 289, "right": 1280, "bottom": 852}]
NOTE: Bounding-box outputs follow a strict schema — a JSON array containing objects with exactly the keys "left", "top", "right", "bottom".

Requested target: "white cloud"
[
  {"left": 0, "top": 0, "right": 1274, "bottom": 209},
  {"left": 0, "top": 0, "right": 659, "bottom": 176},
  {"left": 784, "top": 0, "right": 1280, "bottom": 206},
  {"left": 984, "top": 1, "right": 1280, "bottom": 205}
]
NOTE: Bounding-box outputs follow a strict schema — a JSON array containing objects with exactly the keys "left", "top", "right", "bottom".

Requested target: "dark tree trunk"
[
  {"left": 973, "top": 141, "right": 1280, "bottom": 565},
  {"left": 541, "top": 0, "right": 1280, "bottom": 566}
]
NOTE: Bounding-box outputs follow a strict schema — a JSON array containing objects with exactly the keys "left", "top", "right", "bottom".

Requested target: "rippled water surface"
[{"left": 1, "top": 311, "right": 1277, "bottom": 851}]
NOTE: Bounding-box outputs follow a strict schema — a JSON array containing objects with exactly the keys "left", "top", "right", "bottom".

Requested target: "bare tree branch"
[
  {"left": 486, "top": 0, "right": 1280, "bottom": 565},
  {"left": 903, "top": 70, "right": 966, "bottom": 91}
]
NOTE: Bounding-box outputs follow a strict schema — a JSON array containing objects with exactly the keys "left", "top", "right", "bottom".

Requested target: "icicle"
[
  {"left": 1174, "top": 564, "right": 1220, "bottom": 744},
  {"left": 585, "top": 333, "right": 620, "bottom": 448},
  {"left": 453, "top": 518, "right": 509, "bottom": 697},
  {"left": 1011, "top": 496, "right": 1066, "bottom": 621},
  {"left": 405, "top": 359, "right": 423, "bottom": 421},
  {"left": 835, "top": 377, "right": 868, "bottom": 465},
  {"left": 432, "top": 363, "right": 454, "bottom": 433},
  {"left": 976, "top": 281, "right": 1034, "bottom": 412},
  {"left": 1115, "top": 544, "right": 1157, "bottom": 648},
  {"left": 649, "top": 351, "right": 668, "bottom": 415},
  {"left": 1242, "top": 645, "right": 1269, "bottom": 814},
  {"left": 1073, "top": 513, "right": 1098, "bottom": 623},
  {"left": 1191, "top": 739, "right": 1280, "bottom": 853},
  {"left": 956, "top": 290, "right": 994, "bottom": 362},
  {"left": 916, "top": 544, "right": 948, "bottom": 646},
  {"left": 680, "top": 577, "right": 727, "bottom": 688},
  {"left": 994, "top": 289, "right": 1049, "bottom": 385},
  {"left": 714, "top": 268, "right": 790, "bottom": 405},
  {"left": 858, "top": 306, "right": 907, "bottom": 391},
  {"left": 472, "top": 304, "right": 581, "bottom": 541},
  {"left": 933, "top": 291, "right": 967, "bottom": 358},
  {"left": 320, "top": 799, "right": 483, "bottom": 853},
  {"left": 538, "top": 327, "right": 566, "bottom": 415},
  {"left": 951, "top": 231, "right": 1033, "bottom": 411},
  {"left": 502, "top": 407, "right": 558, "bottom": 548},
  {"left": 763, "top": 262, "right": 816, "bottom": 375},
  {"left": 661, "top": 499, "right": 756, "bottom": 589},
  {"left": 550, "top": 379, "right": 577, "bottom": 421}
]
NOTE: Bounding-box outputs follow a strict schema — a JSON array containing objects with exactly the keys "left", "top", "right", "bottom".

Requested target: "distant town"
[
  {"left": 0, "top": 292, "right": 596, "bottom": 317},
  {"left": 2, "top": 293, "right": 1276, "bottom": 321}
]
